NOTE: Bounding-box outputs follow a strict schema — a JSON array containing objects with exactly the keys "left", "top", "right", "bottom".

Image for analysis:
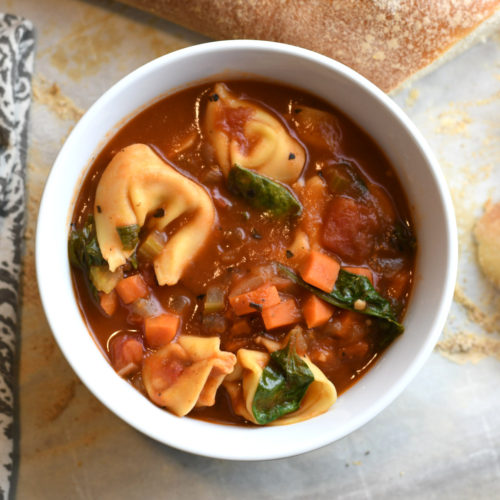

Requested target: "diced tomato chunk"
[
  {"left": 322, "top": 197, "right": 380, "bottom": 263},
  {"left": 370, "top": 184, "right": 396, "bottom": 225},
  {"left": 110, "top": 335, "right": 144, "bottom": 376},
  {"left": 325, "top": 310, "right": 364, "bottom": 339},
  {"left": 340, "top": 341, "right": 369, "bottom": 360},
  {"left": 387, "top": 270, "right": 411, "bottom": 301}
]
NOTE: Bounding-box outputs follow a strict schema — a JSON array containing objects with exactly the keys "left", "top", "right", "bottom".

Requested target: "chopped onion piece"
[
  {"left": 89, "top": 265, "right": 123, "bottom": 294},
  {"left": 202, "top": 313, "right": 227, "bottom": 334},
  {"left": 117, "top": 362, "right": 139, "bottom": 378},
  {"left": 204, "top": 286, "right": 226, "bottom": 314},
  {"left": 131, "top": 295, "right": 164, "bottom": 318},
  {"left": 168, "top": 294, "right": 192, "bottom": 314}
]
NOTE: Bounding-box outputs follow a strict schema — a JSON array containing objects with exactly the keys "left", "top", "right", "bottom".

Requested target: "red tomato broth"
[{"left": 70, "top": 80, "right": 415, "bottom": 425}]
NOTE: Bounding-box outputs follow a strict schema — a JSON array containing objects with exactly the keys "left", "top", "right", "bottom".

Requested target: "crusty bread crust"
[
  {"left": 475, "top": 201, "right": 500, "bottom": 289},
  {"left": 117, "top": 0, "right": 500, "bottom": 92}
]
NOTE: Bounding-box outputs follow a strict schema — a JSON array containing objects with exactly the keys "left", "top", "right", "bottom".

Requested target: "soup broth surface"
[{"left": 70, "top": 80, "right": 415, "bottom": 425}]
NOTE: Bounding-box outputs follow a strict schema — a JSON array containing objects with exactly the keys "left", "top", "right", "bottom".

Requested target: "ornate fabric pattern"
[{"left": 0, "top": 14, "right": 35, "bottom": 500}]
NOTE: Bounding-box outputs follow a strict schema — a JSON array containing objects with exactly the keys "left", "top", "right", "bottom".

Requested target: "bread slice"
[
  {"left": 475, "top": 201, "right": 500, "bottom": 289},
  {"left": 116, "top": 0, "right": 500, "bottom": 92}
]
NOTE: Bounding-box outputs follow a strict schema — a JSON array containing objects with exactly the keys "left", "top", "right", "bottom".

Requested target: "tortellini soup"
[{"left": 69, "top": 80, "right": 416, "bottom": 426}]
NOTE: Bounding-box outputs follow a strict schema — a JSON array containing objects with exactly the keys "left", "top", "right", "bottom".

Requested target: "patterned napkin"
[{"left": 0, "top": 14, "right": 35, "bottom": 500}]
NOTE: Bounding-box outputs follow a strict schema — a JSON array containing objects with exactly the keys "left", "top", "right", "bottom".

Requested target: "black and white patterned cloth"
[{"left": 0, "top": 14, "right": 34, "bottom": 500}]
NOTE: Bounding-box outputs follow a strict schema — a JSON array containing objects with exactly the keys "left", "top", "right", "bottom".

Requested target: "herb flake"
[{"left": 251, "top": 228, "right": 262, "bottom": 240}]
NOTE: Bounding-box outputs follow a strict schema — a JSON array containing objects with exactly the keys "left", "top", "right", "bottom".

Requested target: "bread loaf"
[{"left": 116, "top": 0, "right": 500, "bottom": 92}]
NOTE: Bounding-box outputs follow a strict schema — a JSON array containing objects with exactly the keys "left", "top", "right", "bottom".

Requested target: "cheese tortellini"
[
  {"left": 224, "top": 348, "right": 337, "bottom": 426},
  {"left": 142, "top": 336, "right": 236, "bottom": 417},
  {"left": 94, "top": 143, "right": 215, "bottom": 286},
  {"left": 205, "top": 83, "right": 305, "bottom": 183}
]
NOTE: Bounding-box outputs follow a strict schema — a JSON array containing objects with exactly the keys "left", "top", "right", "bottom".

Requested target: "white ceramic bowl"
[{"left": 36, "top": 40, "right": 457, "bottom": 460}]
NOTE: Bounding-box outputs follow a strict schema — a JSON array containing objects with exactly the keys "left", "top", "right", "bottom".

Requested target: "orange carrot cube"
[
  {"left": 144, "top": 313, "right": 180, "bottom": 349},
  {"left": 115, "top": 274, "right": 149, "bottom": 304},
  {"left": 229, "top": 284, "right": 281, "bottom": 316},
  {"left": 100, "top": 290, "right": 118, "bottom": 316},
  {"left": 343, "top": 266, "right": 373, "bottom": 284},
  {"left": 302, "top": 294, "right": 335, "bottom": 328},
  {"left": 261, "top": 298, "right": 301, "bottom": 330},
  {"left": 300, "top": 250, "right": 340, "bottom": 292}
]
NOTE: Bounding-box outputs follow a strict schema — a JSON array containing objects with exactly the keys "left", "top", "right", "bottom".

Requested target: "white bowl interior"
[{"left": 36, "top": 41, "right": 457, "bottom": 460}]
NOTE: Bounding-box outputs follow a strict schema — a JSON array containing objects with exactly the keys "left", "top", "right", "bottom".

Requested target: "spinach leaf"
[
  {"left": 128, "top": 249, "right": 138, "bottom": 270},
  {"left": 117, "top": 224, "right": 140, "bottom": 250},
  {"left": 227, "top": 164, "right": 302, "bottom": 217},
  {"left": 68, "top": 215, "right": 105, "bottom": 271},
  {"left": 390, "top": 221, "right": 416, "bottom": 253},
  {"left": 252, "top": 334, "right": 314, "bottom": 424},
  {"left": 278, "top": 264, "right": 404, "bottom": 336},
  {"left": 321, "top": 159, "right": 367, "bottom": 198}
]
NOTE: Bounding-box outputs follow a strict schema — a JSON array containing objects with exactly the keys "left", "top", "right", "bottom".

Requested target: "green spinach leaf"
[
  {"left": 68, "top": 215, "right": 105, "bottom": 271},
  {"left": 390, "top": 221, "right": 416, "bottom": 253},
  {"left": 252, "top": 334, "right": 314, "bottom": 424},
  {"left": 278, "top": 264, "right": 404, "bottom": 336},
  {"left": 117, "top": 224, "right": 140, "bottom": 250},
  {"left": 321, "top": 159, "right": 367, "bottom": 198},
  {"left": 227, "top": 164, "right": 302, "bottom": 217}
]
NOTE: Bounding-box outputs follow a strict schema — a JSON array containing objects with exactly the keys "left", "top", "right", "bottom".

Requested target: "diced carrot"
[
  {"left": 115, "top": 274, "right": 149, "bottom": 304},
  {"left": 144, "top": 313, "right": 180, "bottom": 349},
  {"left": 343, "top": 266, "right": 374, "bottom": 284},
  {"left": 100, "top": 290, "right": 118, "bottom": 317},
  {"left": 229, "top": 284, "right": 281, "bottom": 316},
  {"left": 300, "top": 250, "right": 340, "bottom": 292},
  {"left": 261, "top": 298, "right": 301, "bottom": 330},
  {"left": 231, "top": 319, "right": 251, "bottom": 336},
  {"left": 302, "top": 294, "right": 335, "bottom": 328}
]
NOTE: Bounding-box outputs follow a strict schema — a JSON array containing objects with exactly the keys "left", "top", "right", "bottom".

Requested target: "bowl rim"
[{"left": 36, "top": 39, "right": 458, "bottom": 460}]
